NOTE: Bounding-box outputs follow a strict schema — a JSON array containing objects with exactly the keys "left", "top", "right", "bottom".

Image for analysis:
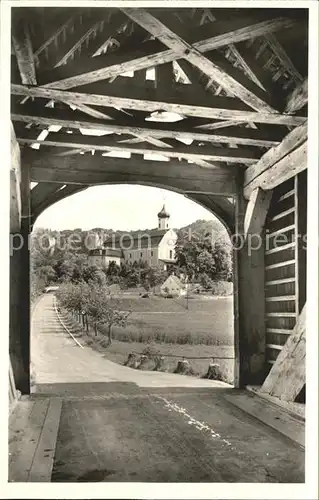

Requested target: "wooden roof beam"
[
  {"left": 285, "top": 78, "right": 308, "bottom": 114},
  {"left": 244, "top": 140, "right": 307, "bottom": 198},
  {"left": 37, "top": 16, "right": 295, "bottom": 90},
  {"left": 11, "top": 103, "right": 283, "bottom": 147},
  {"left": 12, "top": 19, "right": 37, "bottom": 85},
  {"left": 244, "top": 124, "right": 307, "bottom": 199},
  {"left": 24, "top": 149, "right": 238, "bottom": 195},
  {"left": 11, "top": 83, "right": 306, "bottom": 127},
  {"left": 122, "top": 9, "right": 277, "bottom": 113},
  {"left": 17, "top": 130, "right": 259, "bottom": 165},
  {"left": 65, "top": 101, "right": 113, "bottom": 120},
  {"left": 244, "top": 122, "right": 307, "bottom": 193}
]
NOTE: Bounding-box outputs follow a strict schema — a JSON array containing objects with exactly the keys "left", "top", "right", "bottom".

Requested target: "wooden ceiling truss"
[{"left": 10, "top": 7, "right": 308, "bottom": 222}]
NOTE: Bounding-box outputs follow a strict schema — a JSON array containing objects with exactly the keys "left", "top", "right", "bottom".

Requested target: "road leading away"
[{"left": 30, "top": 294, "right": 304, "bottom": 483}]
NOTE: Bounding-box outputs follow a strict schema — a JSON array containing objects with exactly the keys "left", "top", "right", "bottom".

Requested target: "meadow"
[
  {"left": 76, "top": 294, "right": 235, "bottom": 383},
  {"left": 102, "top": 294, "right": 234, "bottom": 346}
]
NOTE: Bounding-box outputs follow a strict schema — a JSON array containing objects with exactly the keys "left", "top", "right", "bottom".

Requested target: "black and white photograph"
[{"left": 2, "top": 0, "right": 318, "bottom": 498}]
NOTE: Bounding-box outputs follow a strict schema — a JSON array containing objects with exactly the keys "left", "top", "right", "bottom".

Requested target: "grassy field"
[
  {"left": 66, "top": 294, "right": 235, "bottom": 383},
  {"left": 103, "top": 295, "right": 234, "bottom": 346}
]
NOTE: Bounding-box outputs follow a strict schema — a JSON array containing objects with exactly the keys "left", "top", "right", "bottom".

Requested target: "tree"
[
  {"left": 36, "top": 265, "right": 57, "bottom": 285},
  {"left": 86, "top": 284, "right": 130, "bottom": 341},
  {"left": 86, "top": 284, "right": 109, "bottom": 335},
  {"left": 175, "top": 227, "right": 232, "bottom": 283},
  {"left": 145, "top": 265, "right": 167, "bottom": 291},
  {"left": 101, "top": 303, "right": 131, "bottom": 344},
  {"left": 56, "top": 281, "right": 90, "bottom": 320},
  {"left": 211, "top": 238, "right": 233, "bottom": 281},
  {"left": 82, "top": 265, "right": 105, "bottom": 285}
]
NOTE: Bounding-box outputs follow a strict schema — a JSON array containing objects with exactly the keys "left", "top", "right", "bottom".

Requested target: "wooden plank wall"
[{"left": 264, "top": 171, "right": 307, "bottom": 374}]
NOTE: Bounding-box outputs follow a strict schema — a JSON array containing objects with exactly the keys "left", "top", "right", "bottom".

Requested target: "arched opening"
[{"left": 30, "top": 183, "right": 236, "bottom": 393}]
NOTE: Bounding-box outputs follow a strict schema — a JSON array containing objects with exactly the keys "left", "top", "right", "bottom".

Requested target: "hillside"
[{"left": 32, "top": 218, "right": 229, "bottom": 258}]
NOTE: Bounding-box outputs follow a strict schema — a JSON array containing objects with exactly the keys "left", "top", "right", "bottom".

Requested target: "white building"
[
  {"left": 87, "top": 247, "right": 122, "bottom": 268},
  {"left": 88, "top": 205, "right": 177, "bottom": 270},
  {"left": 105, "top": 205, "right": 177, "bottom": 270},
  {"left": 160, "top": 274, "right": 186, "bottom": 297}
]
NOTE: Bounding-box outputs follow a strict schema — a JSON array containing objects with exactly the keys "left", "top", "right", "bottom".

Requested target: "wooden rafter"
[
  {"left": 121, "top": 9, "right": 278, "bottom": 112},
  {"left": 49, "top": 14, "right": 102, "bottom": 68},
  {"left": 36, "top": 16, "right": 295, "bottom": 90},
  {"left": 10, "top": 6, "right": 308, "bottom": 208},
  {"left": 11, "top": 83, "right": 306, "bottom": 127},
  {"left": 33, "top": 16, "right": 75, "bottom": 61},
  {"left": 16, "top": 131, "right": 259, "bottom": 164},
  {"left": 265, "top": 33, "right": 303, "bottom": 83},
  {"left": 285, "top": 78, "right": 308, "bottom": 114},
  {"left": 11, "top": 104, "right": 283, "bottom": 148},
  {"left": 67, "top": 102, "right": 113, "bottom": 120},
  {"left": 227, "top": 44, "right": 265, "bottom": 90},
  {"left": 12, "top": 19, "right": 37, "bottom": 85}
]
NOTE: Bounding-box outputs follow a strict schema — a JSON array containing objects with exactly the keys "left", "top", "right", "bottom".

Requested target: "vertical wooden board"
[
  {"left": 9, "top": 399, "right": 49, "bottom": 482},
  {"left": 28, "top": 399, "right": 62, "bottom": 482}
]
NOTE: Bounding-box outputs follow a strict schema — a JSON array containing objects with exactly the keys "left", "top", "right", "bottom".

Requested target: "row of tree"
[{"left": 56, "top": 281, "right": 130, "bottom": 342}]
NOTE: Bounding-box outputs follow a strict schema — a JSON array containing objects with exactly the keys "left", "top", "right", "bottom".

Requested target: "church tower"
[{"left": 157, "top": 204, "right": 170, "bottom": 230}]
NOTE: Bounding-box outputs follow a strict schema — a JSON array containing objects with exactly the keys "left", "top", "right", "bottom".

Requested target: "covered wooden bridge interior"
[{"left": 10, "top": 7, "right": 308, "bottom": 400}]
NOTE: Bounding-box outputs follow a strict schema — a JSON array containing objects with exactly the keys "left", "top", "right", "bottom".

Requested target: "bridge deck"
[{"left": 8, "top": 294, "right": 304, "bottom": 483}]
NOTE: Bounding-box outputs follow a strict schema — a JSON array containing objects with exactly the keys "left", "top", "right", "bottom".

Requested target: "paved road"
[{"left": 31, "top": 294, "right": 304, "bottom": 483}]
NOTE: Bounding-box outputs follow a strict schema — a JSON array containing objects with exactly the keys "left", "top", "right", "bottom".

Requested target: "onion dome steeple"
[{"left": 157, "top": 204, "right": 170, "bottom": 229}]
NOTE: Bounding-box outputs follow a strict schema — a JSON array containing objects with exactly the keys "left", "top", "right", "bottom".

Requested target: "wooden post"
[
  {"left": 10, "top": 161, "right": 31, "bottom": 394},
  {"left": 20, "top": 161, "right": 31, "bottom": 394},
  {"left": 235, "top": 175, "right": 267, "bottom": 387}
]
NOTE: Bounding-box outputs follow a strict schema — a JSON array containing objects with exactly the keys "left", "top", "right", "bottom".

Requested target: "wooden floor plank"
[
  {"left": 28, "top": 399, "right": 62, "bottom": 482},
  {"left": 224, "top": 392, "right": 304, "bottom": 448},
  {"left": 9, "top": 399, "right": 49, "bottom": 482},
  {"left": 9, "top": 400, "right": 35, "bottom": 463}
]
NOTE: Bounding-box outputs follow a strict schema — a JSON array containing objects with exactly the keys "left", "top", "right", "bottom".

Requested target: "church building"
[{"left": 88, "top": 205, "right": 177, "bottom": 270}]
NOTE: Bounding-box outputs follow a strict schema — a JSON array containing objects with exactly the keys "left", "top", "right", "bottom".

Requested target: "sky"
[{"left": 33, "top": 184, "right": 218, "bottom": 231}]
